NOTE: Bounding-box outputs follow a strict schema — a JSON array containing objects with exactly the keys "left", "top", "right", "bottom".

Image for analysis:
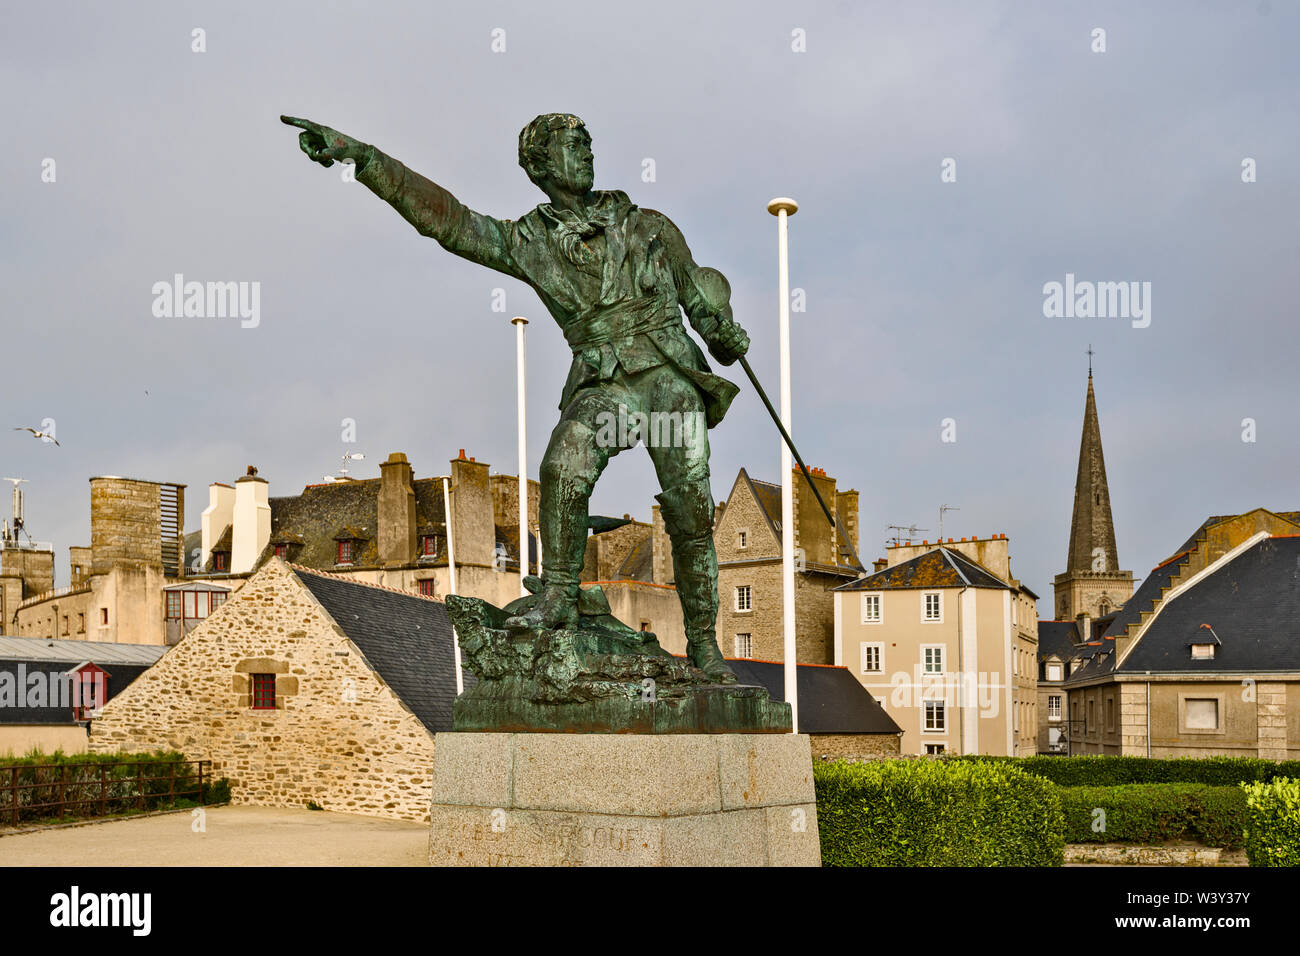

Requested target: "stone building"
[
  {"left": 0, "top": 540, "right": 54, "bottom": 637},
  {"left": 9, "top": 477, "right": 185, "bottom": 644},
  {"left": 87, "top": 558, "right": 899, "bottom": 819},
  {"left": 832, "top": 535, "right": 1040, "bottom": 756},
  {"left": 1061, "top": 507, "right": 1300, "bottom": 758},
  {"left": 88, "top": 559, "right": 464, "bottom": 822},
  {"left": 14, "top": 451, "right": 685, "bottom": 652},
  {"left": 709, "top": 467, "right": 861, "bottom": 665},
  {"left": 1053, "top": 370, "right": 1134, "bottom": 621}
]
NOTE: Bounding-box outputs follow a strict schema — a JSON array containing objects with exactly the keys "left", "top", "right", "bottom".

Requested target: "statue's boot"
[
  {"left": 503, "top": 581, "right": 578, "bottom": 631},
  {"left": 657, "top": 479, "right": 738, "bottom": 684}
]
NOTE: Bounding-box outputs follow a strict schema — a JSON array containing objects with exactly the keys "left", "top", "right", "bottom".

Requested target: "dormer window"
[
  {"left": 337, "top": 540, "right": 353, "bottom": 565},
  {"left": 274, "top": 544, "right": 287, "bottom": 559},
  {"left": 421, "top": 535, "right": 439, "bottom": 558},
  {"left": 1190, "top": 643, "right": 1216, "bottom": 660},
  {"left": 213, "top": 552, "right": 227, "bottom": 572}
]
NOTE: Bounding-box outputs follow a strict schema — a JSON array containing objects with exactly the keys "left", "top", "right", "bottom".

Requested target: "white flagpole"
[
  {"left": 513, "top": 316, "right": 530, "bottom": 597},
  {"left": 442, "top": 475, "right": 463, "bottom": 694},
  {"left": 768, "top": 197, "right": 799, "bottom": 734}
]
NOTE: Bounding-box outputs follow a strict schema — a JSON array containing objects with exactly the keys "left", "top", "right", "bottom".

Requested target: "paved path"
[{"left": 0, "top": 806, "right": 427, "bottom": 866}]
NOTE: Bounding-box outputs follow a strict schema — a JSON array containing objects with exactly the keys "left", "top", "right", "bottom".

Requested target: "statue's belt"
[{"left": 563, "top": 316, "right": 683, "bottom": 352}]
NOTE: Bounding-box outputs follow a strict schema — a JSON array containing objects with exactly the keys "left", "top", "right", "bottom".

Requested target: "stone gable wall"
[{"left": 88, "top": 560, "right": 437, "bottom": 822}]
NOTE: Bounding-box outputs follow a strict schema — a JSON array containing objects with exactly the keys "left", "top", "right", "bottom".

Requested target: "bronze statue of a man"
[{"left": 283, "top": 112, "right": 749, "bottom": 683}]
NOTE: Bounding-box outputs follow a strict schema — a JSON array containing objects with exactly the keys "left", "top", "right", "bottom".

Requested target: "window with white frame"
[
  {"left": 922, "top": 645, "right": 944, "bottom": 674},
  {"left": 1190, "top": 643, "right": 1216, "bottom": 660},
  {"left": 736, "top": 529, "right": 748, "bottom": 550},
  {"left": 923, "top": 700, "right": 946, "bottom": 733},
  {"left": 734, "top": 585, "right": 752, "bottom": 612},
  {"left": 859, "top": 642, "right": 883, "bottom": 675},
  {"left": 1046, "top": 662, "right": 1063, "bottom": 682},
  {"left": 860, "top": 592, "right": 882, "bottom": 624},
  {"left": 922, "top": 591, "right": 942, "bottom": 622},
  {"left": 1048, "top": 695, "right": 1062, "bottom": 720},
  {"left": 734, "top": 633, "right": 753, "bottom": 657},
  {"left": 924, "top": 743, "right": 945, "bottom": 755}
]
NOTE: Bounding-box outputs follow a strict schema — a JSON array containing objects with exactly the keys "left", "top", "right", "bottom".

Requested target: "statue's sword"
[
  {"left": 691, "top": 267, "right": 865, "bottom": 573},
  {"left": 734, "top": 354, "right": 865, "bottom": 573}
]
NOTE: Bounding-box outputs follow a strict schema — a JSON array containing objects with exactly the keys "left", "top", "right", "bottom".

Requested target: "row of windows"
[
  {"left": 859, "top": 592, "right": 945, "bottom": 624},
  {"left": 165, "top": 590, "right": 228, "bottom": 621},
  {"left": 858, "top": 642, "right": 947, "bottom": 675}
]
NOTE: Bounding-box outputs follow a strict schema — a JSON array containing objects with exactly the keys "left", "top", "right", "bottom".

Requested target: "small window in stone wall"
[
  {"left": 251, "top": 673, "right": 276, "bottom": 710},
  {"left": 418, "top": 579, "right": 436, "bottom": 597}
]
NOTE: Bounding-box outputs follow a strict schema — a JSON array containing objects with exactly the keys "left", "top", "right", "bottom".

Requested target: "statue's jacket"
[{"left": 357, "top": 148, "right": 739, "bottom": 428}]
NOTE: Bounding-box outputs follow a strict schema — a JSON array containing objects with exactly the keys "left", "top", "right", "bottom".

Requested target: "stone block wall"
[
  {"left": 808, "top": 733, "right": 901, "bottom": 762},
  {"left": 88, "top": 561, "right": 437, "bottom": 822}
]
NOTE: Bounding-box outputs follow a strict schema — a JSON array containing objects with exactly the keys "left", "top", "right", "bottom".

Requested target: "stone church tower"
[{"left": 1052, "top": 369, "right": 1133, "bottom": 621}]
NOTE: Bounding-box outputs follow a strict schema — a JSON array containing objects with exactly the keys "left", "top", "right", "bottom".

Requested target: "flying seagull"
[{"left": 12, "top": 426, "right": 59, "bottom": 446}]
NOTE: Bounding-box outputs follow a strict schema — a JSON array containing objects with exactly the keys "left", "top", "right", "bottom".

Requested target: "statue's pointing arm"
[{"left": 281, "top": 116, "right": 522, "bottom": 279}]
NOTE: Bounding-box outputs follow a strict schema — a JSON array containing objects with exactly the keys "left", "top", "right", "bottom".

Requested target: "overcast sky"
[{"left": 4, "top": 0, "right": 1297, "bottom": 611}]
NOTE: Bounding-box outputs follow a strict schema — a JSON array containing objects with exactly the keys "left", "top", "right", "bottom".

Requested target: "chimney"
[
  {"left": 449, "top": 453, "right": 492, "bottom": 567},
  {"left": 652, "top": 504, "right": 675, "bottom": 585},
  {"left": 378, "top": 452, "right": 417, "bottom": 567},
  {"left": 231, "top": 470, "right": 270, "bottom": 574},
  {"left": 201, "top": 482, "right": 236, "bottom": 570},
  {"left": 873, "top": 557, "right": 888, "bottom": 573}
]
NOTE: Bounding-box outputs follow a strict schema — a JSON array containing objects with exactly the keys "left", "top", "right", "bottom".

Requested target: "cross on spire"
[{"left": 1087, "top": 344, "right": 1094, "bottom": 376}]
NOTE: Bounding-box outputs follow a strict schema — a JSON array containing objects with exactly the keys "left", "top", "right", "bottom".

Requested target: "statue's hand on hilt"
[
  {"left": 280, "top": 115, "right": 372, "bottom": 169},
  {"left": 705, "top": 315, "right": 750, "bottom": 366},
  {"left": 689, "top": 266, "right": 750, "bottom": 366}
]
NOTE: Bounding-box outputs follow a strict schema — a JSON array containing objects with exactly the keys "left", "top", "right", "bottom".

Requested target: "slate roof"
[
  {"left": 1037, "top": 621, "right": 1081, "bottom": 662},
  {"left": 261, "top": 477, "right": 455, "bottom": 572},
  {"left": 833, "top": 547, "right": 1010, "bottom": 592},
  {"left": 292, "top": 567, "right": 474, "bottom": 733},
  {"left": 0, "top": 636, "right": 168, "bottom": 665},
  {"left": 1102, "top": 548, "right": 1192, "bottom": 640},
  {"left": 1117, "top": 535, "right": 1300, "bottom": 674},
  {"left": 723, "top": 659, "right": 902, "bottom": 735},
  {"left": 747, "top": 475, "right": 785, "bottom": 540},
  {"left": 0, "top": 657, "right": 155, "bottom": 725}
]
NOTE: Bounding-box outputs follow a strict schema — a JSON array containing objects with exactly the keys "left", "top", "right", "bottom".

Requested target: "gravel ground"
[{"left": 0, "top": 805, "right": 428, "bottom": 867}]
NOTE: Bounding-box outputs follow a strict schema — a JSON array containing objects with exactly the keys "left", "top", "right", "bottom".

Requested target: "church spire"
[{"left": 1066, "top": 367, "right": 1119, "bottom": 575}]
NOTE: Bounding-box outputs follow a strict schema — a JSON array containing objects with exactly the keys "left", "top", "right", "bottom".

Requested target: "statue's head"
[{"left": 518, "top": 113, "right": 594, "bottom": 195}]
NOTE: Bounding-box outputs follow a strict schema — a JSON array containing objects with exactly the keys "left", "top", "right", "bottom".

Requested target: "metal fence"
[{"left": 1, "top": 758, "right": 210, "bottom": 827}]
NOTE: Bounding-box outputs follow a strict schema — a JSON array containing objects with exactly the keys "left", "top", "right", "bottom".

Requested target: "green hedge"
[
  {"left": 1059, "top": 784, "right": 1248, "bottom": 847},
  {"left": 949, "top": 754, "right": 1300, "bottom": 787},
  {"left": 1241, "top": 778, "right": 1300, "bottom": 867},
  {"left": 0, "top": 750, "right": 231, "bottom": 827},
  {"left": 815, "top": 759, "right": 1064, "bottom": 866}
]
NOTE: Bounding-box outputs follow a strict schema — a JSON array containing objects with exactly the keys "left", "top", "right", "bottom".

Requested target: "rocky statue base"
[
  {"left": 447, "top": 589, "right": 791, "bottom": 734},
  {"left": 427, "top": 732, "right": 821, "bottom": 866}
]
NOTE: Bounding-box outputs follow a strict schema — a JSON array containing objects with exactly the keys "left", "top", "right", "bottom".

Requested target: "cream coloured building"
[{"left": 832, "top": 535, "right": 1038, "bottom": 755}]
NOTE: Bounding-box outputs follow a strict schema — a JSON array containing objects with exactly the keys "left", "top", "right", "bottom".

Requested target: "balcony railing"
[
  {"left": 17, "top": 585, "right": 91, "bottom": 609},
  {"left": 0, "top": 539, "right": 54, "bottom": 552}
]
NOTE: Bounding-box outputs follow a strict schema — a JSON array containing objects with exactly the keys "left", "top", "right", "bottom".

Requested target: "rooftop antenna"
[
  {"left": 939, "top": 504, "right": 959, "bottom": 539},
  {"left": 886, "top": 523, "right": 928, "bottom": 548},
  {"left": 337, "top": 451, "right": 365, "bottom": 478},
  {"left": 2, "top": 478, "right": 28, "bottom": 543}
]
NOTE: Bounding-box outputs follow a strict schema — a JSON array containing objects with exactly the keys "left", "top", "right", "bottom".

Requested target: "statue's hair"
[{"left": 518, "top": 113, "right": 587, "bottom": 183}]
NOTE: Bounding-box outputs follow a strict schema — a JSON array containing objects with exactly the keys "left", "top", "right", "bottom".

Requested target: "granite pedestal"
[{"left": 428, "top": 732, "right": 821, "bottom": 866}]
